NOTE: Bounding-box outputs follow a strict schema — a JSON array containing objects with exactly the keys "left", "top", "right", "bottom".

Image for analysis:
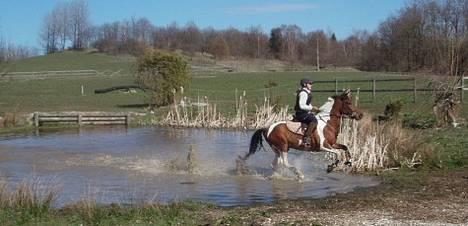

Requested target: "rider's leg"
[{"left": 303, "top": 116, "right": 317, "bottom": 146}]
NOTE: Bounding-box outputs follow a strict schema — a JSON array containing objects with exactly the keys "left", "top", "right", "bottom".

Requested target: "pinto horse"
[{"left": 239, "top": 89, "right": 363, "bottom": 179}]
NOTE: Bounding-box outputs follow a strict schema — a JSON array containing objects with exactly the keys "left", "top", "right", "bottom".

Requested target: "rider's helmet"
[{"left": 300, "top": 78, "right": 314, "bottom": 87}]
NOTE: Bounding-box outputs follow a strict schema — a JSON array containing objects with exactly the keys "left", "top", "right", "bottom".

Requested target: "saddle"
[{"left": 286, "top": 120, "right": 308, "bottom": 136}]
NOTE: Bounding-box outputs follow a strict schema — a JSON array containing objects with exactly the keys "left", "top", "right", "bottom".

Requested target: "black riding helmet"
[{"left": 300, "top": 78, "right": 314, "bottom": 87}]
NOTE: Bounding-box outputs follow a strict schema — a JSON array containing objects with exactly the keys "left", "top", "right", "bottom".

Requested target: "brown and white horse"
[{"left": 239, "top": 90, "right": 363, "bottom": 179}]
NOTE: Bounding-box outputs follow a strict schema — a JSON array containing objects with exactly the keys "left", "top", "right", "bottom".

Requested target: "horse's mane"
[{"left": 317, "top": 97, "right": 334, "bottom": 116}]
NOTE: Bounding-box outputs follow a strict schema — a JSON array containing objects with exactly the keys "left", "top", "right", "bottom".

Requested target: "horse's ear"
[{"left": 343, "top": 88, "right": 351, "bottom": 97}]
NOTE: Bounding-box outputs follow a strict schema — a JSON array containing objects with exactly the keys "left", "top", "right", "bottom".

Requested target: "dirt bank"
[{"left": 205, "top": 169, "right": 468, "bottom": 225}]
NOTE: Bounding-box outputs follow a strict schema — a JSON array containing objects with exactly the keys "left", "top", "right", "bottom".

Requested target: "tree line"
[
  {"left": 361, "top": 0, "right": 468, "bottom": 75},
  {"left": 0, "top": 35, "right": 36, "bottom": 62},
  {"left": 35, "top": 0, "right": 468, "bottom": 75}
]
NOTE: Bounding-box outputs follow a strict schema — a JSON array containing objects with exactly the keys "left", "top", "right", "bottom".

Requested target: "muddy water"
[{"left": 0, "top": 127, "right": 378, "bottom": 207}]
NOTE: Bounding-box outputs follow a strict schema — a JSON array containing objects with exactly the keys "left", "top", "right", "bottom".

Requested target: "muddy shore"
[{"left": 204, "top": 169, "right": 468, "bottom": 225}]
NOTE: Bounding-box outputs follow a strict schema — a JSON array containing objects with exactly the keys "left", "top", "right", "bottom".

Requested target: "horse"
[{"left": 238, "top": 89, "right": 363, "bottom": 179}]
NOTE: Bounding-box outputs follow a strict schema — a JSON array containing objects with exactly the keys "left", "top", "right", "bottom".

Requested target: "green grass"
[
  {"left": 426, "top": 127, "right": 468, "bottom": 169},
  {"left": 6, "top": 50, "right": 135, "bottom": 74},
  {"left": 187, "top": 71, "right": 438, "bottom": 115},
  {"left": 0, "top": 74, "right": 147, "bottom": 112},
  {"left": 0, "top": 200, "right": 210, "bottom": 225},
  {"left": 1, "top": 51, "right": 466, "bottom": 120}
]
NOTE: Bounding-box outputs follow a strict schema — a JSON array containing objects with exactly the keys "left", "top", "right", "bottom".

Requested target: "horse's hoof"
[
  {"left": 344, "top": 165, "right": 353, "bottom": 174},
  {"left": 298, "top": 174, "right": 305, "bottom": 181},
  {"left": 326, "top": 164, "right": 334, "bottom": 173}
]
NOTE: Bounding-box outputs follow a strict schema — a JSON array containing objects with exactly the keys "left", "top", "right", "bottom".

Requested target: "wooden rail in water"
[{"left": 33, "top": 112, "right": 130, "bottom": 127}]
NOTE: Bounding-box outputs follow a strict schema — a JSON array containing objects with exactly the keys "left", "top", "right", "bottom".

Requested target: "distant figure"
[{"left": 294, "top": 78, "right": 319, "bottom": 146}]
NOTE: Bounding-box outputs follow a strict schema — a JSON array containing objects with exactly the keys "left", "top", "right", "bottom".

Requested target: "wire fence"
[{"left": 185, "top": 77, "right": 441, "bottom": 109}]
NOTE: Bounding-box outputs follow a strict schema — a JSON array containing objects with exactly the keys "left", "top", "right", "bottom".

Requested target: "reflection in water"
[{"left": 0, "top": 127, "right": 378, "bottom": 207}]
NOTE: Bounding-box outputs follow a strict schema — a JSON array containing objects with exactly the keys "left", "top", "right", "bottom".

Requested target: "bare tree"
[
  {"left": 223, "top": 27, "right": 244, "bottom": 57},
  {"left": 243, "top": 26, "right": 268, "bottom": 58},
  {"left": 68, "top": 0, "right": 90, "bottom": 49},
  {"left": 180, "top": 22, "right": 202, "bottom": 54},
  {"left": 39, "top": 12, "right": 59, "bottom": 53},
  {"left": 303, "top": 31, "right": 327, "bottom": 67},
  {"left": 207, "top": 34, "right": 230, "bottom": 59},
  {"left": 281, "top": 24, "right": 303, "bottom": 62},
  {"left": 55, "top": 2, "right": 70, "bottom": 51},
  {"left": 358, "top": 0, "right": 468, "bottom": 74}
]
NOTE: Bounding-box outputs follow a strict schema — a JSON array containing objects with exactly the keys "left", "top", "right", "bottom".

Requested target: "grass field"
[
  {"left": 1, "top": 51, "right": 466, "bottom": 120},
  {"left": 5, "top": 50, "right": 135, "bottom": 74},
  {"left": 188, "top": 72, "right": 439, "bottom": 115}
]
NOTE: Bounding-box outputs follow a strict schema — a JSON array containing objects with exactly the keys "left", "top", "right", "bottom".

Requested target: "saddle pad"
[{"left": 286, "top": 121, "right": 307, "bottom": 135}]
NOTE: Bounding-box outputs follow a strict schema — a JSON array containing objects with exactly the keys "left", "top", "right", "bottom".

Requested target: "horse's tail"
[{"left": 239, "top": 128, "right": 266, "bottom": 161}]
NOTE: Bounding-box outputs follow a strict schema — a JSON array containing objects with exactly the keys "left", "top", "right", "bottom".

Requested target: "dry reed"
[
  {"left": 250, "top": 96, "right": 290, "bottom": 129},
  {"left": 161, "top": 89, "right": 289, "bottom": 129},
  {"left": 339, "top": 116, "right": 425, "bottom": 172}
]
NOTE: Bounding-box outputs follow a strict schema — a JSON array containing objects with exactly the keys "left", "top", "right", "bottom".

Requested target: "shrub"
[
  {"left": 135, "top": 50, "right": 191, "bottom": 107},
  {"left": 402, "top": 113, "right": 437, "bottom": 129},
  {"left": 383, "top": 99, "right": 403, "bottom": 119}
]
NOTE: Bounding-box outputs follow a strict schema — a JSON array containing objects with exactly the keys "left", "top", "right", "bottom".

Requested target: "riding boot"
[{"left": 303, "top": 121, "right": 317, "bottom": 146}]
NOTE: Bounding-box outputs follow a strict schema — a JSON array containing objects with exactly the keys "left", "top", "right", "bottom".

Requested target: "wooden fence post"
[
  {"left": 78, "top": 114, "right": 82, "bottom": 125},
  {"left": 335, "top": 78, "right": 338, "bottom": 95},
  {"left": 413, "top": 77, "right": 417, "bottom": 103},
  {"left": 126, "top": 114, "right": 130, "bottom": 126},
  {"left": 235, "top": 88, "right": 238, "bottom": 110},
  {"left": 372, "top": 79, "right": 376, "bottom": 102},
  {"left": 34, "top": 112, "right": 39, "bottom": 127},
  {"left": 355, "top": 88, "right": 360, "bottom": 106}
]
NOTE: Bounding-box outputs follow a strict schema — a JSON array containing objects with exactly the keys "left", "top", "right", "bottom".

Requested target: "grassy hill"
[{"left": 7, "top": 50, "right": 135, "bottom": 74}]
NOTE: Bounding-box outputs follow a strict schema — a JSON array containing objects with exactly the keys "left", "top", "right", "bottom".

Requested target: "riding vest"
[{"left": 294, "top": 88, "right": 312, "bottom": 114}]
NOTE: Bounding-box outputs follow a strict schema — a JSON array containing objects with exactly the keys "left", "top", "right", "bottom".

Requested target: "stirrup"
[{"left": 303, "top": 137, "right": 311, "bottom": 146}]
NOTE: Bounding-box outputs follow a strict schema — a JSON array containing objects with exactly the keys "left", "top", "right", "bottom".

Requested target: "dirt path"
[{"left": 206, "top": 169, "right": 468, "bottom": 225}]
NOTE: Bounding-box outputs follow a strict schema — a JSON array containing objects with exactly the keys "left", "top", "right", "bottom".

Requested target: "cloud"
[{"left": 228, "top": 3, "right": 318, "bottom": 14}]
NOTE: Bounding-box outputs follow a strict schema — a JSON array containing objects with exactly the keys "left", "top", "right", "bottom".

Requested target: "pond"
[{"left": 0, "top": 127, "right": 378, "bottom": 207}]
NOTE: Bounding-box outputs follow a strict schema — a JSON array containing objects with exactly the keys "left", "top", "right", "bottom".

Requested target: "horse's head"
[{"left": 332, "top": 89, "right": 363, "bottom": 120}]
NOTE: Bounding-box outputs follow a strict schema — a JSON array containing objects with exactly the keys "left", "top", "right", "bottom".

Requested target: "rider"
[{"left": 294, "top": 78, "right": 319, "bottom": 146}]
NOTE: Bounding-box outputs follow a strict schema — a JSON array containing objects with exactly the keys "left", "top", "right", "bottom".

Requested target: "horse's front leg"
[
  {"left": 321, "top": 143, "right": 350, "bottom": 173},
  {"left": 271, "top": 153, "right": 280, "bottom": 170},
  {"left": 331, "top": 143, "right": 352, "bottom": 166}
]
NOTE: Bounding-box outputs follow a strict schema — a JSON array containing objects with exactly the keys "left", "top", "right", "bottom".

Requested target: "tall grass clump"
[
  {"left": 339, "top": 116, "right": 428, "bottom": 172},
  {"left": 62, "top": 194, "right": 205, "bottom": 225},
  {"left": 0, "top": 178, "right": 58, "bottom": 224}
]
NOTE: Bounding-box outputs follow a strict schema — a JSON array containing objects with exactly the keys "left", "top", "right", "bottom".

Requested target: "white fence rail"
[
  {"left": 3, "top": 70, "right": 98, "bottom": 79},
  {"left": 33, "top": 112, "right": 130, "bottom": 127},
  {"left": 2, "top": 69, "right": 122, "bottom": 80}
]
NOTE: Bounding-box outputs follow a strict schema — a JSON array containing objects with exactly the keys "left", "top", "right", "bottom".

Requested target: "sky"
[{"left": 0, "top": 0, "right": 408, "bottom": 49}]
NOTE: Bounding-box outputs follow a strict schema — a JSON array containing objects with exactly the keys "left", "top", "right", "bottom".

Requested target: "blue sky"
[{"left": 0, "top": 0, "right": 407, "bottom": 48}]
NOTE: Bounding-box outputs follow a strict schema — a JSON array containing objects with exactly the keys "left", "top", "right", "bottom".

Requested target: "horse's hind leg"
[
  {"left": 270, "top": 147, "right": 280, "bottom": 170},
  {"left": 279, "top": 150, "right": 304, "bottom": 180}
]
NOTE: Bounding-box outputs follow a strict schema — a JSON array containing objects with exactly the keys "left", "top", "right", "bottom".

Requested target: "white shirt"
[{"left": 298, "top": 88, "right": 313, "bottom": 111}]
